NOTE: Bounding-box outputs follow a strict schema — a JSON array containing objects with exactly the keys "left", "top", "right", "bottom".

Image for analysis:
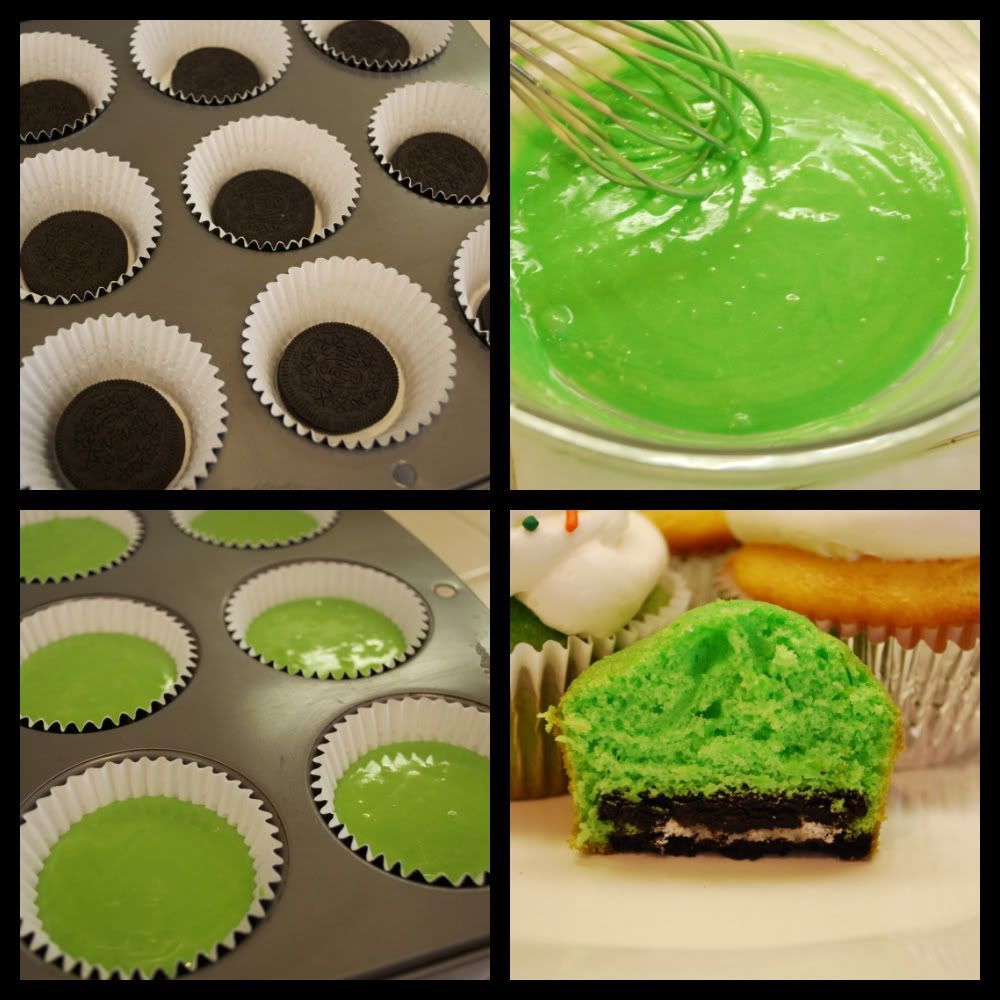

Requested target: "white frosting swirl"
[
  {"left": 725, "top": 510, "right": 979, "bottom": 560},
  {"left": 510, "top": 510, "right": 667, "bottom": 635}
]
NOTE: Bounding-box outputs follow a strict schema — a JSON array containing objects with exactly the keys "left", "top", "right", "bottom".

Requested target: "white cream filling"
[{"left": 655, "top": 819, "right": 837, "bottom": 846}]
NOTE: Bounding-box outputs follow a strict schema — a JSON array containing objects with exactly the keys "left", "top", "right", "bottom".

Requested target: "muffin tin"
[
  {"left": 20, "top": 510, "right": 490, "bottom": 979},
  {"left": 19, "top": 20, "right": 490, "bottom": 489}
]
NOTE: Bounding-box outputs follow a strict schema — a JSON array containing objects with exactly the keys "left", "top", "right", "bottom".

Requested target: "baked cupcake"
[
  {"left": 510, "top": 509, "right": 690, "bottom": 800},
  {"left": 545, "top": 601, "right": 903, "bottom": 859},
  {"left": 640, "top": 510, "right": 737, "bottom": 608},
  {"left": 720, "top": 510, "right": 980, "bottom": 768}
]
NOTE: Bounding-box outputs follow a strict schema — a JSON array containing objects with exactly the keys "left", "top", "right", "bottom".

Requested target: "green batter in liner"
[
  {"left": 334, "top": 740, "right": 490, "bottom": 883},
  {"left": 20, "top": 632, "right": 178, "bottom": 729},
  {"left": 511, "top": 52, "right": 972, "bottom": 438},
  {"left": 246, "top": 597, "right": 406, "bottom": 679},
  {"left": 20, "top": 517, "right": 131, "bottom": 582},
  {"left": 35, "top": 796, "right": 258, "bottom": 978}
]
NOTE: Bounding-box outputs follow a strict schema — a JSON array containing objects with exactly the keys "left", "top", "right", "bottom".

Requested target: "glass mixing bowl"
[{"left": 509, "top": 20, "right": 980, "bottom": 488}]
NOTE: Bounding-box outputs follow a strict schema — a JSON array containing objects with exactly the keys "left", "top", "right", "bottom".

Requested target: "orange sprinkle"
[{"left": 565, "top": 510, "right": 579, "bottom": 532}]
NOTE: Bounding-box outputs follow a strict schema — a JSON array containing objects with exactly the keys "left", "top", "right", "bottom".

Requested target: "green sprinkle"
[{"left": 522, "top": 516, "right": 539, "bottom": 532}]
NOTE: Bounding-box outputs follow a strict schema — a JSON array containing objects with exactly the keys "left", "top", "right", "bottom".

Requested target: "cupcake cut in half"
[{"left": 546, "top": 601, "right": 903, "bottom": 859}]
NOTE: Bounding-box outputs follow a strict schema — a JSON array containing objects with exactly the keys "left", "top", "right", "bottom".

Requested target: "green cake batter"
[
  {"left": 20, "top": 633, "right": 178, "bottom": 728},
  {"left": 334, "top": 740, "right": 490, "bottom": 883},
  {"left": 511, "top": 52, "right": 972, "bottom": 436},
  {"left": 189, "top": 510, "right": 318, "bottom": 546},
  {"left": 35, "top": 796, "right": 257, "bottom": 977},
  {"left": 246, "top": 597, "right": 406, "bottom": 678},
  {"left": 20, "top": 517, "right": 130, "bottom": 581}
]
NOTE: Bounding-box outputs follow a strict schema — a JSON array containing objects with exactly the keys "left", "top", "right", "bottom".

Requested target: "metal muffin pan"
[
  {"left": 19, "top": 20, "right": 490, "bottom": 489},
  {"left": 20, "top": 509, "right": 490, "bottom": 980}
]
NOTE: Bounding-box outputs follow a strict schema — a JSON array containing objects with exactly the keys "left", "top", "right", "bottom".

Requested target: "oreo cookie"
[
  {"left": 390, "top": 132, "right": 488, "bottom": 200},
  {"left": 170, "top": 46, "right": 260, "bottom": 101},
  {"left": 20, "top": 211, "right": 129, "bottom": 300},
  {"left": 55, "top": 379, "right": 188, "bottom": 490},
  {"left": 20, "top": 79, "right": 90, "bottom": 139},
  {"left": 476, "top": 290, "right": 490, "bottom": 335},
  {"left": 211, "top": 169, "right": 316, "bottom": 247},
  {"left": 327, "top": 20, "right": 410, "bottom": 65},
  {"left": 277, "top": 322, "right": 401, "bottom": 436}
]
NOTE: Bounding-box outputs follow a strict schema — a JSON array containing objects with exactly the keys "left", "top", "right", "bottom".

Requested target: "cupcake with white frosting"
[
  {"left": 719, "top": 510, "right": 980, "bottom": 768},
  {"left": 510, "top": 509, "right": 690, "bottom": 799}
]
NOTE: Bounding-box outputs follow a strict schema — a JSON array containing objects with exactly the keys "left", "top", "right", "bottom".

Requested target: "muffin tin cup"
[
  {"left": 170, "top": 509, "right": 339, "bottom": 549},
  {"left": 301, "top": 19, "right": 453, "bottom": 71},
  {"left": 311, "top": 695, "right": 489, "bottom": 886},
  {"left": 225, "top": 559, "right": 430, "bottom": 679},
  {"left": 716, "top": 568, "right": 980, "bottom": 768},
  {"left": 20, "top": 31, "right": 117, "bottom": 143},
  {"left": 20, "top": 313, "right": 227, "bottom": 491},
  {"left": 130, "top": 19, "right": 291, "bottom": 105},
  {"left": 20, "top": 510, "right": 143, "bottom": 584},
  {"left": 20, "top": 597, "right": 197, "bottom": 733},
  {"left": 182, "top": 115, "right": 360, "bottom": 251},
  {"left": 242, "top": 256, "right": 456, "bottom": 449},
  {"left": 454, "top": 220, "right": 490, "bottom": 346},
  {"left": 19, "top": 755, "right": 284, "bottom": 980},
  {"left": 369, "top": 82, "right": 490, "bottom": 204},
  {"left": 19, "top": 148, "right": 161, "bottom": 305},
  {"left": 510, "top": 569, "right": 691, "bottom": 800}
]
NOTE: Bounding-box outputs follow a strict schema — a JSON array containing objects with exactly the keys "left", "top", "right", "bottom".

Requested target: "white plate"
[{"left": 510, "top": 754, "right": 979, "bottom": 979}]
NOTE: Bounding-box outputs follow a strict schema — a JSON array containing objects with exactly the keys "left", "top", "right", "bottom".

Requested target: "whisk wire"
[{"left": 510, "top": 19, "right": 772, "bottom": 197}]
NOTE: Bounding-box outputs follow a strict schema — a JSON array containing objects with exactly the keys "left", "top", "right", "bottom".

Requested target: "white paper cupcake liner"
[
  {"left": 311, "top": 695, "right": 489, "bottom": 886},
  {"left": 242, "top": 256, "right": 456, "bottom": 448},
  {"left": 716, "top": 567, "right": 980, "bottom": 768},
  {"left": 301, "top": 20, "right": 453, "bottom": 71},
  {"left": 20, "top": 148, "right": 161, "bottom": 305},
  {"left": 20, "top": 510, "right": 143, "bottom": 584},
  {"left": 510, "top": 569, "right": 691, "bottom": 799},
  {"left": 170, "top": 509, "right": 339, "bottom": 549},
  {"left": 20, "top": 755, "right": 284, "bottom": 980},
  {"left": 20, "top": 596, "right": 197, "bottom": 732},
  {"left": 369, "top": 82, "right": 490, "bottom": 204},
  {"left": 182, "top": 116, "right": 360, "bottom": 251},
  {"left": 454, "top": 220, "right": 490, "bottom": 346},
  {"left": 130, "top": 20, "right": 291, "bottom": 105},
  {"left": 20, "top": 32, "right": 117, "bottom": 143},
  {"left": 225, "top": 560, "right": 430, "bottom": 679},
  {"left": 20, "top": 314, "right": 228, "bottom": 491}
]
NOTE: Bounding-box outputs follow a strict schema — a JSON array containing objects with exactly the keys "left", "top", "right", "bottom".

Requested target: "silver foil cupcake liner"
[
  {"left": 301, "top": 19, "right": 453, "bottom": 71},
  {"left": 130, "top": 20, "right": 291, "bottom": 105},
  {"left": 19, "top": 596, "right": 198, "bottom": 733},
  {"left": 20, "top": 31, "right": 117, "bottom": 143},
  {"left": 170, "top": 509, "right": 339, "bottom": 549},
  {"left": 19, "top": 510, "right": 144, "bottom": 584}
]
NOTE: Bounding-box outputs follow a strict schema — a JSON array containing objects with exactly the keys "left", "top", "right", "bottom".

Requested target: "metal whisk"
[{"left": 509, "top": 20, "right": 771, "bottom": 198}]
